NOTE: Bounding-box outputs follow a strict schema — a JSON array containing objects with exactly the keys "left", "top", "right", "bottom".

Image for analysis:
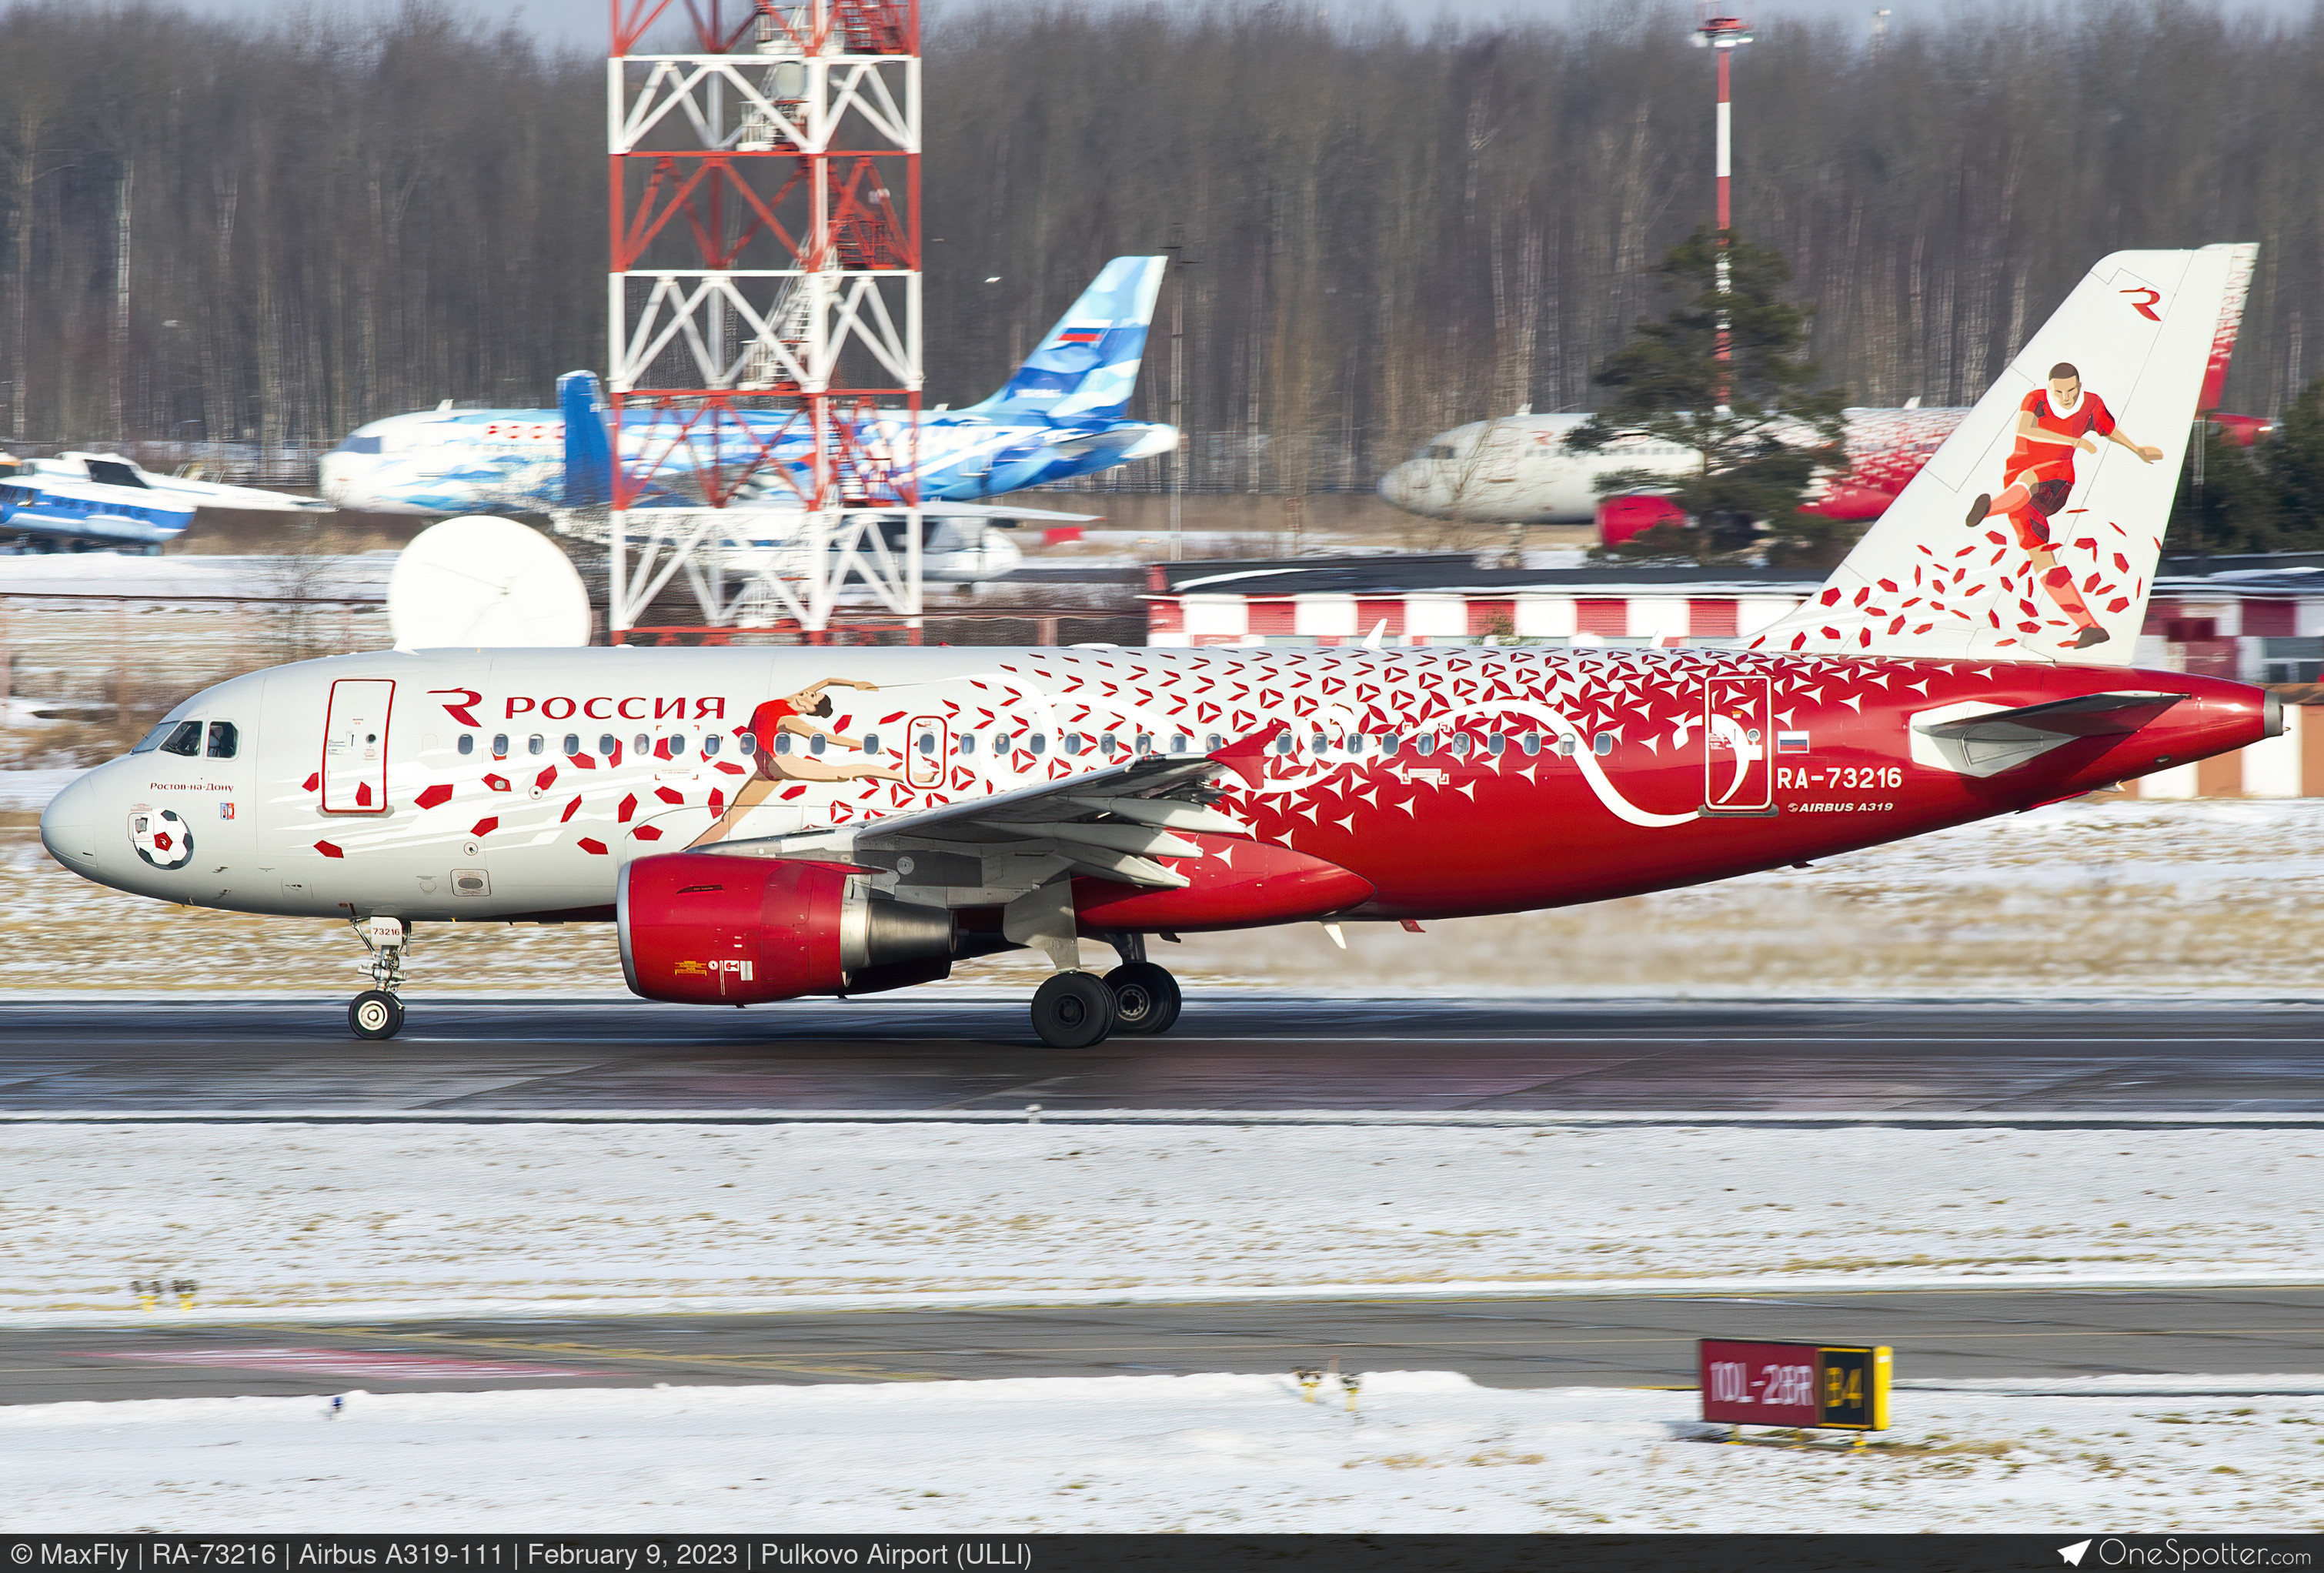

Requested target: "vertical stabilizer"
[
  {"left": 1751, "top": 243, "right": 2257, "bottom": 665},
  {"left": 559, "top": 370, "right": 613, "bottom": 509},
  {"left": 966, "top": 256, "right": 1167, "bottom": 423}
]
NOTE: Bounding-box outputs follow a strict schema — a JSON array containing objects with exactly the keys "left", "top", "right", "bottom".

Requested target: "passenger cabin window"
[
  {"left": 806, "top": 733, "right": 824, "bottom": 756},
  {"left": 959, "top": 734, "right": 977, "bottom": 756},
  {"left": 1447, "top": 733, "right": 1472, "bottom": 758},
  {"left": 635, "top": 733, "right": 651, "bottom": 754},
  {"left": 1377, "top": 733, "right": 1400, "bottom": 754},
  {"left": 917, "top": 730, "right": 938, "bottom": 757},
  {"left": 205, "top": 721, "right": 238, "bottom": 759},
  {"left": 1593, "top": 733, "right": 1614, "bottom": 756},
  {"left": 774, "top": 734, "right": 793, "bottom": 755},
  {"left": 598, "top": 734, "right": 616, "bottom": 756},
  {"left": 1486, "top": 734, "right": 1506, "bottom": 756},
  {"left": 493, "top": 734, "right": 509, "bottom": 758},
  {"left": 739, "top": 733, "right": 757, "bottom": 756},
  {"left": 1063, "top": 733, "right": 1084, "bottom": 755},
  {"left": 159, "top": 720, "right": 203, "bottom": 756},
  {"left": 703, "top": 734, "right": 720, "bottom": 756},
  {"left": 1520, "top": 731, "right": 1541, "bottom": 756},
  {"left": 1413, "top": 733, "right": 1435, "bottom": 756},
  {"left": 863, "top": 731, "right": 882, "bottom": 753},
  {"left": 563, "top": 733, "right": 581, "bottom": 756},
  {"left": 527, "top": 735, "right": 545, "bottom": 756},
  {"left": 458, "top": 734, "right": 475, "bottom": 756},
  {"left": 1023, "top": 733, "right": 1043, "bottom": 756}
]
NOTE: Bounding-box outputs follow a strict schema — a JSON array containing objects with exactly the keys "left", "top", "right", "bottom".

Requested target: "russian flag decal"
[
  {"left": 1054, "top": 326, "right": 1104, "bottom": 345},
  {"left": 1776, "top": 730, "right": 1811, "bottom": 753}
]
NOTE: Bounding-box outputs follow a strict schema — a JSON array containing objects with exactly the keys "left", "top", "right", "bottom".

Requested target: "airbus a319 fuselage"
[{"left": 41, "top": 643, "right": 2270, "bottom": 1007}]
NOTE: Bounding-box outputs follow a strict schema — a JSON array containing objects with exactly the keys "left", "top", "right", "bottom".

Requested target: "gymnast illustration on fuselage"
[{"left": 689, "top": 676, "right": 904, "bottom": 848}]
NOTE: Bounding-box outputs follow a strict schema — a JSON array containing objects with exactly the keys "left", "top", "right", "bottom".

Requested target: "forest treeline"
[{"left": 7, "top": 0, "right": 2324, "bottom": 518}]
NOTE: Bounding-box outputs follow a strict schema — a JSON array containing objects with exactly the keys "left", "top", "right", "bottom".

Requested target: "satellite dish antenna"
[{"left": 389, "top": 515, "right": 592, "bottom": 649}]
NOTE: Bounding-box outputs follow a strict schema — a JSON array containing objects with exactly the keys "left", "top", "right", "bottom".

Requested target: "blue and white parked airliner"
[{"left": 318, "top": 257, "right": 1177, "bottom": 519}]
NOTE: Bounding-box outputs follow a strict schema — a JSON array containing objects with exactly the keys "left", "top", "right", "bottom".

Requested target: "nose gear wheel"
[{"left": 349, "top": 989, "right": 404, "bottom": 1040}]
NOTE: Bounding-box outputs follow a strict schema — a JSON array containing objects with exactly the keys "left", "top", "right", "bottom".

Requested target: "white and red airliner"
[{"left": 42, "top": 246, "right": 2272, "bottom": 1047}]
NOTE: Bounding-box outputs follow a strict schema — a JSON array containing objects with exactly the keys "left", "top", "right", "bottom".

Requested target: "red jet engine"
[{"left": 619, "top": 853, "right": 957, "bottom": 1004}]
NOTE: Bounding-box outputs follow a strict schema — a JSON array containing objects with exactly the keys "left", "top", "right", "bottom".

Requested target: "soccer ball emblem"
[{"left": 131, "top": 808, "right": 194, "bottom": 870}]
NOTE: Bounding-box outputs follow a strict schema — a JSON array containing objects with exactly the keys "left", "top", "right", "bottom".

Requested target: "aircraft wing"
[
  {"left": 916, "top": 502, "right": 1104, "bottom": 524},
  {"left": 697, "top": 747, "right": 1246, "bottom": 891}
]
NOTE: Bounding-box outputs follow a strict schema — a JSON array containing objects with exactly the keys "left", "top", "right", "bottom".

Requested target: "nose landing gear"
[
  {"left": 349, "top": 989, "right": 404, "bottom": 1040},
  {"left": 347, "top": 916, "right": 410, "bottom": 1040}
]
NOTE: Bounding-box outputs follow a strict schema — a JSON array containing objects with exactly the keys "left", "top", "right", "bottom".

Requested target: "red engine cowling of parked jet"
[
  {"left": 1071, "top": 833, "right": 1374, "bottom": 933},
  {"left": 1596, "top": 494, "right": 1688, "bottom": 548},
  {"left": 619, "top": 852, "right": 957, "bottom": 1004}
]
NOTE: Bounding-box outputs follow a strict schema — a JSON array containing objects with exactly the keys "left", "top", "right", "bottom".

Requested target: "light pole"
[
  {"left": 1695, "top": 13, "right": 1755, "bottom": 371},
  {"left": 1158, "top": 226, "right": 1202, "bottom": 562}
]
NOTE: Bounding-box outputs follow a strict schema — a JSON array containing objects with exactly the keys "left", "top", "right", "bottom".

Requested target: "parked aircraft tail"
[
  {"left": 559, "top": 369, "right": 614, "bottom": 509},
  {"left": 1751, "top": 243, "right": 2258, "bottom": 666},
  {"left": 965, "top": 255, "right": 1168, "bottom": 425}
]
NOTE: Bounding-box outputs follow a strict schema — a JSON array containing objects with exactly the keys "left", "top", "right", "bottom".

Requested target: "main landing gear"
[
  {"left": 347, "top": 916, "right": 410, "bottom": 1041},
  {"left": 1028, "top": 935, "right": 1184, "bottom": 1049}
]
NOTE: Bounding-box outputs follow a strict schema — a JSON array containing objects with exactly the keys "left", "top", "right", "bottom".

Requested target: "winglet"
[{"left": 1207, "top": 720, "right": 1288, "bottom": 788}]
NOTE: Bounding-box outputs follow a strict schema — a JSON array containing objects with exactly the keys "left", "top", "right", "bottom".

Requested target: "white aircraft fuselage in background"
[{"left": 1374, "top": 408, "right": 1965, "bottom": 526}]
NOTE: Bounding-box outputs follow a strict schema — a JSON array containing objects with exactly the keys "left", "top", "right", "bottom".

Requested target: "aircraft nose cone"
[
  {"left": 39, "top": 770, "right": 100, "bottom": 870},
  {"left": 1377, "top": 462, "right": 1426, "bottom": 510}
]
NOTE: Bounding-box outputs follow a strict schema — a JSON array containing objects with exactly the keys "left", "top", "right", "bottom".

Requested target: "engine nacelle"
[{"left": 618, "top": 852, "right": 957, "bottom": 1005}]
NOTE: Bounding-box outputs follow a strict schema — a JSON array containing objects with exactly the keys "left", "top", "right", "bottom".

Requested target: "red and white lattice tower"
[{"left": 606, "top": 0, "right": 921, "bottom": 638}]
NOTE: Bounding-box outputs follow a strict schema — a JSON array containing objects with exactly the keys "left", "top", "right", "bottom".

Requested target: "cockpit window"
[
  {"left": 159, "top": 720, "right": 204, "bottom": 756},
  {"left": 131, "top": 723, "right": 172, "bottom": 753},
  {"left": 336, "top": 435, "right": 383, "bottom": 454},
  {"left": 86, "top": 459, "right": 148, "bottom": 489},
  {"left": 205, "top": 721, "right": 238, "bottom": 759}
]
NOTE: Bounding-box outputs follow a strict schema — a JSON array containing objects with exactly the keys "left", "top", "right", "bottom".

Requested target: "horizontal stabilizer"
[{"left": 1912, "top": 690, "right": 2183, "bottom": 777}]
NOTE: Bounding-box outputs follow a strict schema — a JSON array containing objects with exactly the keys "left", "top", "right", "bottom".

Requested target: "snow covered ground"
[
  {"left": 0, "top": 550, "right": 396, "bottom": 599},
  {"left": 0, "top": 764, "right": 82, "bottom": 810},
  {"left": 11, "top": 793, "right": 2324, "bottom": 995},
  {"left": 6, "top": 1371, "right": 2321, "bottom": 1531},
  {"left": 5, "top": 1122, "right": 2319, "bottom": 1320}
]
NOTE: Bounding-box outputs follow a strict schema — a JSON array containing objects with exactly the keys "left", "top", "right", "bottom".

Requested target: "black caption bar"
[{"left": 3, "top": 1538, "right": 2319, "bottom": 1573}]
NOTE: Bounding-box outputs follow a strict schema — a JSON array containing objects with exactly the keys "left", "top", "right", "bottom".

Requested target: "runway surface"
[
  {"left": 1, "top": 997, "right": 2322, "bottom": 1114},
  {"left": 8, "top": 1287, "right": 2320, "bottom": 1404}
]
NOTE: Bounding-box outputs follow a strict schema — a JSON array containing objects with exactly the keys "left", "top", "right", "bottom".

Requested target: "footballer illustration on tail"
[
  {"left": 1754, "top": 243, "right": 2258, "bottom": 663},
  {"left": 1963, "top": 361, "right": 2167, "bottom": 650}
]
